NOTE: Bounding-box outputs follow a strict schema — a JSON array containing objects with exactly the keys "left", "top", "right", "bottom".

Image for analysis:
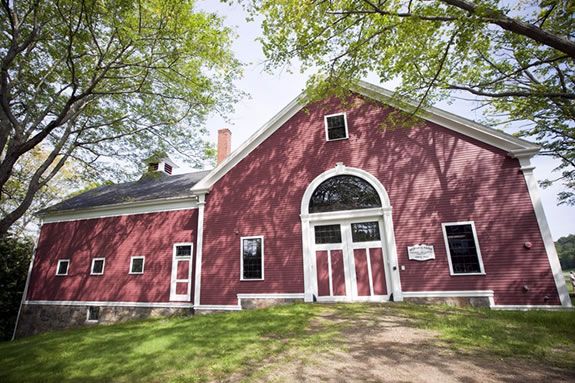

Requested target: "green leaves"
[
  {"left": 249, "top": 0, "right": 575, "bottom": 204},
  {"left": 0, "top": 0, "right": 243, "bottom": 235}
]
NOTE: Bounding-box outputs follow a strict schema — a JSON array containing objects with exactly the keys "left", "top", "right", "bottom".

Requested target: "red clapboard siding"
[
  {"left": 27, "top": 209, "right": 198, "bottom": 303},
  {"left": 200, "top": 94, "right": 560, "bottom": 306}
]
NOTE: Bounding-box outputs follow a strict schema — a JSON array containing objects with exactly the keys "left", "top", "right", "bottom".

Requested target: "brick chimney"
[{"left": 217, "top": 128, "right": 231, "bottom": 165}]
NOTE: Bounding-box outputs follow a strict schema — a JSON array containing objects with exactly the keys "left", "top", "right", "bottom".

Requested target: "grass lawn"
[{"left": 0, "top": 303, "right": 574, "bottom": 382}]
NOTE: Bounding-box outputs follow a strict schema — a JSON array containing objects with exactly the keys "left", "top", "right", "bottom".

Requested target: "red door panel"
[
  {"left": 354, "top": 249, "right": 371, "bottom": 296},
  {"left": 177, "top": 261, "right": 189, "bottom": 280},
  {"left": 330, "top": 250, "right": 346, "bottom": 296},
  {"left": 370, "top": 248, "right": 387, "bottom": 295},
  {"left": 316, "top": 251, "right": 330, "bottom": 297}
]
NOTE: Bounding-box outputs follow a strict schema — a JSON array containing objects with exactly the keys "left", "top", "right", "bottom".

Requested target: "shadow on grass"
[{"left": 0, "top": 303, "right": 328, "bottom": 383}]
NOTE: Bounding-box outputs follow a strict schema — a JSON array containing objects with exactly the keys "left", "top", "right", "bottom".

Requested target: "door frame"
[
  {"left": 311, "top": 217, "right": 392, "bottom": 302},
  {"left": 300, "top": 163, "right": 402, "bottom": 303}
]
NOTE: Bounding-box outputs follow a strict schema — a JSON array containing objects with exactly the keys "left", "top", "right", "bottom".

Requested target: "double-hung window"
[
  {"left": 442, "top": 222, "right": 485, "bottom": 275},
  {"left": 324, "top": 113, "right": 348, "bottom": 141},
  {"left": 241, "top": 236, "right": 264, "bottom": 280}
]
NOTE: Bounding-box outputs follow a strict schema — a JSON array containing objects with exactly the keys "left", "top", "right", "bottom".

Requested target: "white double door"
[{"left": 312, "top": 218, "right": 391, "bottom": 302}]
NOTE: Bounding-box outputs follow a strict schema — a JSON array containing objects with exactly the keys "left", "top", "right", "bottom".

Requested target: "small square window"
[
  {"left": 130, "top": 257, "right": 145, "bottom": 274},
  {"left": 91, "top": 258, "right": 105, "bottom": 275},
  {"left": 87, "top": 306, "right": 100, "bottom": 322},
  {"left": 314, "top": 225, "right": 342, "bottom": 244},
  {"left": 56, "top": 260, "right": 69, "bottom": 276},
  {"left": 324, "top": 113, "right": 348, "bottom": 141}
]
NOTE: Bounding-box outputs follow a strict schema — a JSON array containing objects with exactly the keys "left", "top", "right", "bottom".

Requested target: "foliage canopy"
[
  {"left": 246, "top": 0, "right": 575, "bottom": 203},
  {"left": 0, "top": 0, "right": 243, "bottom": 236}
]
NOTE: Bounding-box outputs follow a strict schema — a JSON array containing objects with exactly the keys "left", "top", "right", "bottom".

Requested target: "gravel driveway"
[{"left": 228, "top": 308, "right": 575, "bottom": 383}]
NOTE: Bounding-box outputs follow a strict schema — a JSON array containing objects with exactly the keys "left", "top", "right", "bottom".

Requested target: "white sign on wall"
[{"left": 407, "top": 245, "right": 435, "bottom": 261}]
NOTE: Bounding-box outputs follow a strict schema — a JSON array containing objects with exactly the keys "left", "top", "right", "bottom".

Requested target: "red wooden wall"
[
  {"left": 27, "top": 210, "right": 198, "bottom": 303},
  {"left": 200, "top": 94, "right": 560, "bottom": 306}
]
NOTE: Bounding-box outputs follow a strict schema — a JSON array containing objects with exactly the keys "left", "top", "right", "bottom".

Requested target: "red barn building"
[{"left": 15, "top": 82, "right": 571, "bottom": 337}]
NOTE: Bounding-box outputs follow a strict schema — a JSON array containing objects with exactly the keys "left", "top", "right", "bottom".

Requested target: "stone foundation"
[
  {"left": 403, "top": 296, "right": 491, "bottom": 307},
  {"left": 239, "top": 297, "right": 304, "bottom": 310},
  {"left": 15, "top": 304, "right": 193, "bottom": 338}
]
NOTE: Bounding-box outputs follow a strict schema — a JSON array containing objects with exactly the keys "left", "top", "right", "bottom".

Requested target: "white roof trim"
[
  {"left": 191, "top": 80, "right": 540, "bottom": 192},
  {"left": 40, "top": 196, "right": 199, "bottom": 223}
]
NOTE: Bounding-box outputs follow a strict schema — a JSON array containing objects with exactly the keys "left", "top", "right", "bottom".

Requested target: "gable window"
[
  {"left": 324, "top": 113, "right": 348, "bottom": 141},
  {"left": 442, "top": 222, "right": 485, "bottom": 275},
  {"left": 241, "top": 236, "right": 264, "bottom": 280},
  {"left": 87, "top": 306, "right": 100, "bottom": 322},
  {"left": 129, "top": 256, "right": 145, "bottom": 274},
  {"left": 56, "top": 259, "right": 70, "bottom": 276},
  {"left": 91, "top": 258, "right": 105, "bottom": 275},
  {"left": 309, "top": 175, "right": 381, "bottom": 213}
]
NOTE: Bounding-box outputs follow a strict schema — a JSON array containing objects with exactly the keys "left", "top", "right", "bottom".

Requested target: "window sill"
[
  {"left": 450, "top": 272, "right": 486, "bottom": 276},
  {"left": 326, "top": 137, "right": 349, "bottom": 142},
  {"left": 240, "top": 278, "right": 264, "bottom": 282},
  {"left": 128, "top": 272, "right": 144, "bottom": 275}
]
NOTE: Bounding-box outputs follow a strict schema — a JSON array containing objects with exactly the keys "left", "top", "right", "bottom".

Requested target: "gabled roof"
[
  {"left": 39, "top": 170, "right": 210, "bottom": 216},
  {"left": 191, "top": 80, "right": 539, "bottom": 193}
]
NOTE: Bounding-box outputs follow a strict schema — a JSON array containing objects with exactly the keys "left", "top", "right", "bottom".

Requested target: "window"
[
  {"left": 129, "top": 256, "right": 145, "bottom": 274},
  {"left": 87, "top": 306, "right": 100, "bottom": 322},
  {"left": 241, "top": 236, "right": 263, "bottom": 280},
  {"left": 442, "top": 222, "right": 485, "bottom": 275},
  {"left": 56, "top": 259, "right": 69, "bottom": 276},
  {"left": 164, "top": 163, "right": 173, "bottom": 175},
  {"left": 351, "top": 221, "right": 381, "bottom": 242},
  {"left": 309, "top": 175, "right": 382, "bottom": 213},
  {"left": 314, "top": 224, "right": 342, "bottom": 244},
  {"left": 324, "top": 113, "right": 348, "bottom": 141},
  {"left": 175, "top": 245, "right": 192, "bottom": 257},
  {"left": 91, "top": 258, "right": 105, "bottom": 275}
]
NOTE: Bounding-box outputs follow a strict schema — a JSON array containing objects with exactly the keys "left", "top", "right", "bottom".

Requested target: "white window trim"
[
  {"left": 55, "top": 259, "right": 70, "bottom": 276},
  {"left": 441, "top": 221, "right": 486, "bottom": 276},
  {"left": 240, "top": 236, "right": 265, "bottom": 281},
  {"left": 170, "top": 243, "right": 193, "bottom": 302},
  {"left": 90, "top": 258, "right": 106, "bottom": 275},
  {"left": 86, "top": 306, "right": 99, "bottom": 323},
  {"left": 324, "top": 112, "right": 349, "bottom": 141},
  {"left": 129, "top": 256, "right": 145, "bottom": 274}
]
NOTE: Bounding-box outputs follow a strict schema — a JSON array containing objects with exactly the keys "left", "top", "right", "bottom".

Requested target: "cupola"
[{"left": 144, "top": 152, "right": 179, "bottom": 175}]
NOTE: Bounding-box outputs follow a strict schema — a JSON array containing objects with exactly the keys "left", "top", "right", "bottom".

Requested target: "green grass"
[
  {"left": 386, "top": 304, "right": 575, "bottom": 368},
  {"left": 0, "top": 304, "right": 339, "bottom": 383},
  {"left": 0, "top": 303, "right": 573, "bottom": 382}
]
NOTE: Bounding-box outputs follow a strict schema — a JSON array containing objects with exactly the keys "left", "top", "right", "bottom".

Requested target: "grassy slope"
[{"left": 0, "top": 303, "right": 574, "bottom": 382}]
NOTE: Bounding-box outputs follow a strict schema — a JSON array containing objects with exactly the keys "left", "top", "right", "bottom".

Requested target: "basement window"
[
  {"left": 90, "top": 258, "right": 105, "bottom": 275},
  {"left": 129, "top": 256, "right": 145, "bottom": 274},
  {"left": 241, "top": 236, "right": 264, "bottom": 280},
  {"left": 87, "top": 306, "right": 100, "bottom": 322},
  {"left": 442, "top": 222, "right": 485, "bottom": 275},
  {"left": 324, "top": 113, "right": 348, "bottom": 141},
  {"left": 56, "top": 259, "right": 70, "bottom": 276}
]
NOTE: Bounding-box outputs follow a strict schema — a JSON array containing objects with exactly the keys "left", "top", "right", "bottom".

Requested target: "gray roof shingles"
[{"left": 40, "top": 170, "right": 211, "bottom": 215}]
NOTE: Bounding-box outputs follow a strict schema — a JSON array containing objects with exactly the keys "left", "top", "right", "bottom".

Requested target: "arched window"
[{"left": 309, "top": 175, "right": 382, "bottom": 213}]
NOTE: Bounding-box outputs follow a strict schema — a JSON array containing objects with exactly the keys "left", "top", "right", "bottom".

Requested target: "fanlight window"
[{"left": 309, "top": 175, "right": 381, "bottom": 213}]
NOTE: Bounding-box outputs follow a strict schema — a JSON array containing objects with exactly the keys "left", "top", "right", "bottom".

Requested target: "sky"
[{"left": 194, "top": 1, "right": 574, "bottom": 240}]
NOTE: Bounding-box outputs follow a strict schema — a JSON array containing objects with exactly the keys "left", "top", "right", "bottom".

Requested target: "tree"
[
  {"left": 0, "top": 0, "right": 242, "bottom": 237},
  {"left": 0, "top": 234, "right": 33, "bottom": 340},
  {"left": 246, "top": 0, "right": 575, "bottom": 203},
  {"left": 556, "top": 234, "right": 575, "bottom": 270}
]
